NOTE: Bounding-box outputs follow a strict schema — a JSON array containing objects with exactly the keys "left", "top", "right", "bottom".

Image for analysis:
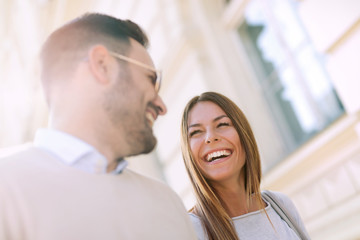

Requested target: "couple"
[{"left": 0, "top": 13, "right": 309, "bottom": 240}]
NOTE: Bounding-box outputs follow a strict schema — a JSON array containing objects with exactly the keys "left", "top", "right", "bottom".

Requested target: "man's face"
[{"left": 103, "top": 39, "right": 167, "bottom": 157}]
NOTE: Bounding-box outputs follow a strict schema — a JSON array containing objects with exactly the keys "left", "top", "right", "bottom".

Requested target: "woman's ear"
[{"left": 87, "top": 45, "right": 114, "bottom": 84}]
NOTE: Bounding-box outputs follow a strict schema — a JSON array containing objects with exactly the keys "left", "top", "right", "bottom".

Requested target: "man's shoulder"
[
  {"left": 0, "top": 144, "right": 34, "bottom": 164},
  {"left": 0, "top": 145, "right": 52, "bottom": 175},
  {"left": 121, "top": 168, "right": 183, "bottom": 201},
  {"left": 0, "top": 143, "right": 32, "bottom": 157},
  {"left": 122, "top": 168, "right": 171, "bottom": 189}
]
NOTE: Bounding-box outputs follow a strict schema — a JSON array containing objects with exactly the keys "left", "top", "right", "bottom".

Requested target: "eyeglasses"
[{"left": 109, "top": 51, "right": 161, "bottom": 93}]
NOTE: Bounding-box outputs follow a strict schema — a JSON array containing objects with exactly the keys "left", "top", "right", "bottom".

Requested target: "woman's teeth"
[{"left": 206, "top": 150, "right": 231, "bottom": 162}]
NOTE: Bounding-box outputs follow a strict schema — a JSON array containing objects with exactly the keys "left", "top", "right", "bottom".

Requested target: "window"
[{"left": 238, "top": 0, "right": 344, "bottom": 165}]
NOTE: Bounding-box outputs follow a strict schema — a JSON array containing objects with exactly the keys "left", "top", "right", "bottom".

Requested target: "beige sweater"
[{"left": 0, "top": 147, "right": 197, "bottom": 240}]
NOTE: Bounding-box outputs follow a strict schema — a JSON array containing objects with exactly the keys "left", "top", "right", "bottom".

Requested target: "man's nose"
[{"left": 154, "top": 94, "right": 167, "bottom": 116}]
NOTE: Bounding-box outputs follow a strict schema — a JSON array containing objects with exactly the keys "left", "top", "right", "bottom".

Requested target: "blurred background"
[{"left": 1, "top": 0, "right": 360, "bottom": 239}]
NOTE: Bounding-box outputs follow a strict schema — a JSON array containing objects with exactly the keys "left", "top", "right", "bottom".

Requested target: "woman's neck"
[{"left": 211, "top": 181, "right": 263, "bottom": 218}]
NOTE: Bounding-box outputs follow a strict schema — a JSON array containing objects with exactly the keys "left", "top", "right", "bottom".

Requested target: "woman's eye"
[
  {"left": 217, "top": 122, "right": 230, "bottom": 127},
  {"left": 189, "top": 130, "right": 201, "bottom": 137}
]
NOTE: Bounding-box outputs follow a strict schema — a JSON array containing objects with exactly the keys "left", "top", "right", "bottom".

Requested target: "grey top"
[{"left": 189, "top": 192, "right": 308, "bottom": 240}]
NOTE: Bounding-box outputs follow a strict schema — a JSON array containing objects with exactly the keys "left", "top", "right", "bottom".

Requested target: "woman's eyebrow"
[
  {"left": 188, "top": 123, "right": 200, "bottom": 129},
  {"left": 214, "top": 115, "right": 228, "bottom": 122}
]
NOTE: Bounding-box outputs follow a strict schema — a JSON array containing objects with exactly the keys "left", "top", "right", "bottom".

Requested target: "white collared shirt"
[{"left": 34, "top": 129, "right": 127, "bottom": 174}]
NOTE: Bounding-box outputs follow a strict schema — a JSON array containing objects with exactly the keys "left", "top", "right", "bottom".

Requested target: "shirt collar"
[{"left": 34, "top": 128, "right": 127, "bottom": 174}]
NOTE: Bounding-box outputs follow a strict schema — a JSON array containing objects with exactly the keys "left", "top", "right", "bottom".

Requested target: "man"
[{"left": 0, "top": 13, "right": 196, "bottom": 240}]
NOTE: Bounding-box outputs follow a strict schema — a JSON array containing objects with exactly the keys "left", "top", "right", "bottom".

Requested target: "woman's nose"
[{"left": 205, "top": 131, "right": 219, "bottom": 144}]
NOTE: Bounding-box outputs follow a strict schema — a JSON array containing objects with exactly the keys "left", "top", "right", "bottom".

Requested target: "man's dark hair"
[{"left": 40, "top": 13, "right": 149, "bottom": 85}]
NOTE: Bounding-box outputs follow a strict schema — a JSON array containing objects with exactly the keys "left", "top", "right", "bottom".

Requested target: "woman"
[{"left": 180, "top": 92, "right": 310, "bottom": 240}]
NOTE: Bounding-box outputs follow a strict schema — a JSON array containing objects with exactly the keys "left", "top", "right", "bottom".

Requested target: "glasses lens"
[{"left": 155, "top": 71, "right": 162, "bottom": 92}]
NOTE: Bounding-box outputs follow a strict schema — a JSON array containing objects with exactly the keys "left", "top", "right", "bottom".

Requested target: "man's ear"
[{"left": 87, "top": 45, "right": 114, "bottom": 84}]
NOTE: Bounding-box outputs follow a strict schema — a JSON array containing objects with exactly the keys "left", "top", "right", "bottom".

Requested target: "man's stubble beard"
[
  {"left": 124, "top": 116, "right": 157, "bottom": 157},
  {"left": 103, "top": 73, "right": 157, "bottom": 157}
]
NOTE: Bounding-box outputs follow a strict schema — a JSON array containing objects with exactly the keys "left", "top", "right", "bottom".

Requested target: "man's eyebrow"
[{"left": 188, "top": 115, "right": 228, "bottom": 129}]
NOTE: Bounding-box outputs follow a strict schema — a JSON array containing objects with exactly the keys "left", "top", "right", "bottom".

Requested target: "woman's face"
[{"left": 187, "top": 101, "right": 246, "bottom": 185}]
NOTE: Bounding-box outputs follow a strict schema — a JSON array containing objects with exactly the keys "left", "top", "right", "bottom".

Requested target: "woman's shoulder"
[
  {"left": 262, "top": 190, "right": 306, "bottom": 226},
  {"left": 262, "top": 190, "right": 297, "bottom": 211},
  {"left": 262, "top": 190, "right": 311, "bottom": 239}
]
